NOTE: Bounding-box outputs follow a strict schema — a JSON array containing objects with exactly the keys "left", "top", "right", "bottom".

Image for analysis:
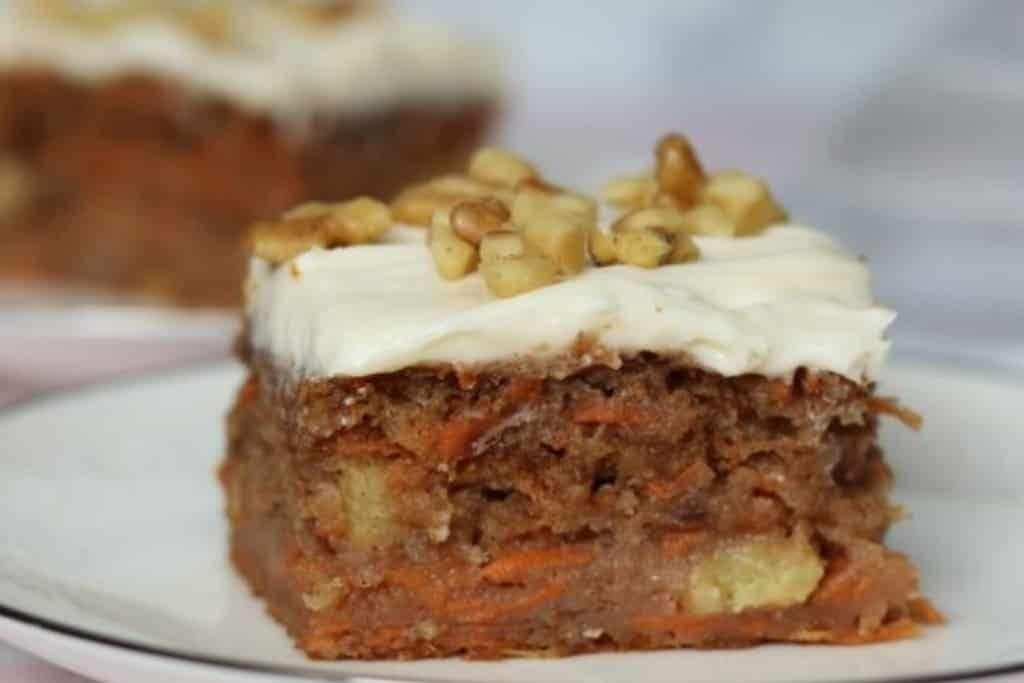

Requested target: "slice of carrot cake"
[{"left": 220, "top": 133, "right": 940, "bottom": 659}]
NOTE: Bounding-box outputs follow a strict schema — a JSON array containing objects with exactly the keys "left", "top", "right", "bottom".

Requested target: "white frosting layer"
[
  {"left": 246, "top": 224, "right": 895, "bottom": 382},
  {"left": 0, "top": 4, "right": 501, "bottom": 120}
]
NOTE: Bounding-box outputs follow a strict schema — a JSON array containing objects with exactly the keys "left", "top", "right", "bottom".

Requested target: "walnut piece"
[
  {"left": 391, "top": 175, "right": 507, "bottom": 227},
  {"left": 700, "top": 171, "right": 787, "bottom": 235},
  {"left": 450, "top": 197, "right": 511, "bottom": 244},
  {"left": 613, "top": 228, "right": 672, "bottom": 268},
  {"left": 654, "top": 133, "right": 706, "bottom": 208},
  {"left": 248, "top": 220, "right": 324, "bottom": 265},
  {"left": 587, "top": 225, "right": 619, "bottom": 266},
  {"left": 468, "top": 147, "right": 538, "bottom": 188},
  {"left": 429, "top": 210, "right": 478, "bottom": 280},
  {"left": 402, "top": 132, "right": 788, "bottom": 296},
  {"left": 249, "top": 196, "right": 391, "bottom": 265},
  {"left": 481, "top": 255, "right": 560, "bottom": 298},
  {"left": 480, "top": 230, "right": 529, "bottom": 263},
  {"left": 610, "top": 207, "right": 701, "bottom": 267},
  {"left": 600, "top": 174, "right": 657, "bottom": 210},
  {"left": 677, "top": 204, "right": 737, "bottom": 237}
]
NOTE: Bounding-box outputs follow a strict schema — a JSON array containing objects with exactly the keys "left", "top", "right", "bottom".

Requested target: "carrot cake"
[
  {"left": 0, "top": 0, "right": 499, "bottom": 306},
  {"left": 220, "top": 133, "right": 941, "bottom": 659}
]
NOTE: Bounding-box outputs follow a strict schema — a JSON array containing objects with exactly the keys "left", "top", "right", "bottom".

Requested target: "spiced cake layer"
[
  {"left": 0, "top": 1, "right": 499, "bottom": 306},
  {"left": 221, "top": 136, "right": 939, "bottom": 659}
]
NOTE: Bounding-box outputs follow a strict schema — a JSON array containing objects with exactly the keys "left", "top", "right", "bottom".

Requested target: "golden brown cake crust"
[
  {"left": 0, "top": 69, "right": 495, "bottom": 306},
  {"left": 220, "top": 351, "right": 939, "bottom": 659}
]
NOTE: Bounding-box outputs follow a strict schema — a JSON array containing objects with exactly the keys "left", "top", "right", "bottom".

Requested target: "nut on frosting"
[
  {"left": 412, "top": 133, "right": 787, "bottom": 297},
  {"left": 248, "top": 197, "right": 391, "bottom": 265},
  {"left": 249, "top": 133, "right": 789, "bottom": 299}
]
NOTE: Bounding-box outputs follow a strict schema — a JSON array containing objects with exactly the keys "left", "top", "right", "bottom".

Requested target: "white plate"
[{"left": 1, "top": 352, "right": 1023, "bottom": 683}]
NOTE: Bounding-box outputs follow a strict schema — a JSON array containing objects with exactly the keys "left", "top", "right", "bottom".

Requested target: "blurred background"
[
  {"left": 397, "top": 0, "right": 1024, "bottom": 353},
  {"left": 1, "top": 0, "right": 1023, "bottom": 404}
]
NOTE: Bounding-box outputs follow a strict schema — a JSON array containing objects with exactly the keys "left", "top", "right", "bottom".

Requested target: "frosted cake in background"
[{"left": 0, "top": 0, "right": 500, "bottom": 306}]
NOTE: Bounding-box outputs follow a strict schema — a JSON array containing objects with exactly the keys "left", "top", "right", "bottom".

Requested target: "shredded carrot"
[
  {"left": 659, "top": 530, "right": 709, "bottom": 555},
  {"left": 238, "top": 376, "right": 259, "bottom": 402},
  {"left": 435, "top": 416, "right": 495, "bottom": 461},
  {"left": 306, "top": 618, "right": 353, "bottom": 643},
  {"left": 645, "top": 461, "right": 713, "bottom": 500},
  {"left": 433, "top": 378, "right": 541, "bottom": 461},
  {"left": 908, "top": 597, "right": 946, "bottom": 625},
  {"left": 480, "top": 546, "right": 592, "bottom": 583},
  {"left": 385, "top": 568, "right": 447, "bottom": 611},
  {"left": 365, "top": 626, "right": 407, "bottom": 650},
  {"left": 736, "top": 617, "right": 771, "bottom": 639},
  {"left": 833, "top": 618, "right": 919, "bottom": 644},
  {"left": 572, "top": 401, "right": 651, "bottom": 426},
  {"left": 505, "top": 377, "right": 543, "bottom": 403},
  {"left": 447, "top": 627, "right": 516, "bottom": 659},
  {"left": 812, "top": 569, "right": 873, "bottom": 605},
  {"left": 869, "top": 396, "right": 924, "bottom": 430},
  {"left": 630, "top": 612, "right": 708, "bottom": 636},
  {"left": 446, "top": 581, "right": 566, "bottom": 623}
]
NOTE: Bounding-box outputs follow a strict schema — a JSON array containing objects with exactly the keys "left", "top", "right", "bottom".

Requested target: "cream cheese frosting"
[
  {"left": 0, "top": 3, "right": 501, "bottom": 122},
  {"left": 246, "top": 224, "right": 894, "bottom": 383}
]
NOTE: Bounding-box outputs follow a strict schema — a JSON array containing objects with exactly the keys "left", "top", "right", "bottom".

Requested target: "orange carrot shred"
[
  {"left": 869, "top": 396, "right": 924, "bottom": 430},
  {"left": 447, "top": 581, "right": 566, "bottom": 623},
  {"left": 646, "top": 461, "right": 713, "bottom": 500},
  {"left": 480, "top": 546, "right": 592, "bottom": 583},
  {"left": 572, "top": 401, "right": 651, "bottom": 425},
  {"left": 908, "top": 597, "right": 946, "bottom": 625},
  {"left": 659, "top": 530, "right": 708, "bottom": 555}
]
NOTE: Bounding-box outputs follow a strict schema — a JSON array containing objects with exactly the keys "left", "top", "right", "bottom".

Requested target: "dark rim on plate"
[{"left": 0, "top": 350, "right": 1022, "bottom": 683}]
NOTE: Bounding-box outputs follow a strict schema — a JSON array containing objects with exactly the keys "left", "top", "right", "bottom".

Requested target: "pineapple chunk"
[
  {"left": 684, "top": 534, "right": 824, "bottom": 614},
  {"left": 339, "top": 462, "right": 397, "bottom": 550}
]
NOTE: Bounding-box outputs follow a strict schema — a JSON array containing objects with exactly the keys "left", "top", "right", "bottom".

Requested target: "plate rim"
[{"left": 1, "top": 347, "right": 1023, "bottom": 683}]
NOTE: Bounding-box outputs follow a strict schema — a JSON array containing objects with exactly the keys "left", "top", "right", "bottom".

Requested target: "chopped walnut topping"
[
  {"left": 429, "top": 210, "right": 478, "bottom": 280},
  {"left": 248, "top": 196, "right": 391, "bottom": 265},
  {"left": 700, "top": 171, "right": 788, "bottom": 235},
  {"left": 468, "top": 147, "right": 538, "bottom": 188},
  {"left": 612, "top": 228, "right": 672, "bottom": 268},
  {"left": 654, "top": 133, "right": 706, "bottom": 208},
  {"left": 450, "top": 198, "right": 511, "bottom": 244},
  {"left": 600, "top": 174, "right": 657, "bottom": 210},
  {"left": 391, "top": 175, "right": 509, "bottom": 227},
  {"left": 677, "top": 204, "right": 737, "bottom": 237},
  {"left": 271, "top": 0, "right": 371, "bottom": 29},
  {"left": 480, "top": 230, "right": 529, "bottom": 263},
  {"left": 258, "top": 131, "right": 787, "bottom": 298},
  {"left": 600, "top": 132, "right": 786, "bottom": 241},
  {"left": 248, "top": 220, "right": 325, "bottom": 265},
  {"left": 481, "top": 255, "right": 560, "bottom": 298},
  {"left": 587, "top": 225, "right": 619, "bottom": 266},
  {"left": 609, "top": 207, "right": 702, "bottom": 267}
]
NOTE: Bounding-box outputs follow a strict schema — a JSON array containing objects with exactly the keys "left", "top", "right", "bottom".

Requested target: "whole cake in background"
[
  {"left": 220, "top": 132, "right": 942, "bottom": 659},
  {"left": 0, "top": 0, "right": 499, "bottom": 307}
]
